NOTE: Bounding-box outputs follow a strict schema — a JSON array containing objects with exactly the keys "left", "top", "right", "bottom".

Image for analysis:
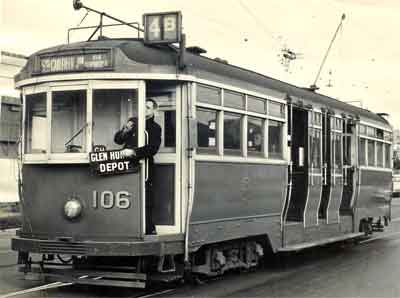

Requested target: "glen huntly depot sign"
[{"left": 89, "top": 150, "right": 139, "bottom": 176}]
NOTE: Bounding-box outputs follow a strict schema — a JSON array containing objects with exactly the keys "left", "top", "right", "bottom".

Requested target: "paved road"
[{"left": 2, "top": 207, "right": 400, "bottom": 298}]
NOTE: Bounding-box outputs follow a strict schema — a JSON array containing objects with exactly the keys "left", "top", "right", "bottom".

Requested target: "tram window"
[
  {"left": 377, "top": 142, "right": 383, "bottom": 167},
  {"left": 25, "top": 93, "right": 47, "bottom": 154},
  {"left": 377, "top": 129, "right": 384, "bottom": 140},
  {"left": 197, "top": 108, "right": 218, "bottom": 154},
  {"left": 268, "top": 120, "right": 283, "bottom": 159},
  {"left": 224, "top": 90, "right": 244, "bottom": 110},
  {"left": 367, "top": 126, "right": 376, "bottom": 138},
  {"left": 247, "top": 117, "right": 264, "bottom": 156},
  {"left": 247, "top": 96, "right": 266, "bottom": 114},
  {"left": 309, "top": 129, "right": 321, "bottom": 170},
  {"left": 92, "top": 89, "right": 137, "bottom": 151},
  {"left": 163, "top": 111, "right": 176, "bottom": 147},
  {"left": 384, "top": 131, "right": 392, "bottom": 142},
  {"left": 224, "top": 112, "right": 242, "bottom": 155},
  {"left": 268, "top": 101, "right": 285, "bottom": 118},
  {"left": 359, "top": 124, "right": 366, "bottom": 135},
  {"left": 51, "top": 90, "right": 86, "bottom": 153},
  {"left": 333, "top": 133, "right": 342, "bottom": 171},
  {"left": 385, "top": 144, "right": 391, "bottom": 168},
  {"left": 197, "top": 84, "right": 221, "bottom": 105},
  {"left": 313, "top": 113, "right": 322, "bottom": 126},
  {"left": 367, "top": 140, "right": 375, "bottom": 166},
  {"left": 343, "top": 135, "right": 352, "bottom": 165},
  {"left": 359, "top": 138, "right": 366, "bottom": 166}
]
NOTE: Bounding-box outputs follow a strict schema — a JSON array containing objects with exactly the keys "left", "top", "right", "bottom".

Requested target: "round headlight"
[{"left": 64, "top": 199, "right": 82, "bottom": 220}]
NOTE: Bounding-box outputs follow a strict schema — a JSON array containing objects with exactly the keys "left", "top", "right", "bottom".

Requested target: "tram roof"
[{"left": 17, "top": 38, "right": 389, "bottom": 127}]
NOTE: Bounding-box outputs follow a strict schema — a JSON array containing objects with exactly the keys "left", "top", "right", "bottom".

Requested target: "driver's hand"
[{"left": 120, "top": 148, "right": 136, "bottom": 158}]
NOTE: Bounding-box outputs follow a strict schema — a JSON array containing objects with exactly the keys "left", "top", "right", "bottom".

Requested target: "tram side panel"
[
  {"left": 354, "top": 169, "right": 391, "bottom": 228},
  {"left": 19, "top": 164, "right": 142, "bottom": 240},
  {"left": 189, "top": 161, "right": 286, "bottom": 251}
]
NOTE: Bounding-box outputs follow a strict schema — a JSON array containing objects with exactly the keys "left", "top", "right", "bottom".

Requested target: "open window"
[
  {"left": 92, "top": 89, "right": 138, "bottom": 151},
  {"left": 147, "top": 81, "right": 176, "bottom": 153}
]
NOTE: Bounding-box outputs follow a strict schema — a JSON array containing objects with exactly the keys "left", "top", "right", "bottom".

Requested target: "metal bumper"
[{"left": 12, "top": 235, "right": 184, "bottom": 256}]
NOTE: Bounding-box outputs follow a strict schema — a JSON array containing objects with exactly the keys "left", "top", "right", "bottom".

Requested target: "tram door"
[
  {"left": 285, "top": 107, "right": 308, "bottom": 222},
  {"left": 327, "top": 117, "right": 343, "bottom": 223},
  {"left": 340, "top": 119, "right": 356, "bottom": 214},
  {"left": 304, "top": 111, "right": 323, "bottom": 227},
  {"left": 319, "top": 111, "right": 331, "bottom": 220}
]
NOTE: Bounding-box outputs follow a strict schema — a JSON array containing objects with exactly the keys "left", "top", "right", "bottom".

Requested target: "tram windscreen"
[
  {"left": 51, "top": 90, "right": 87, "bottom": 153},
  {"left": 25, "top": 93, "right": 47, "bottom": 153},
  {"left": 92, "top": 89, "right": 138, "bottom": 151}
]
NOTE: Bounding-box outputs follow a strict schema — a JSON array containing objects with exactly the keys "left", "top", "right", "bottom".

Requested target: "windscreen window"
[
  {"left": 51, "top": 90, "right": 86, "bottom": 153},
  {"left": 25, "top": 93, "right": 47, "bottom": 154},
  {"left": 92, "top": 89, "right": 138, "bottom": 151}
]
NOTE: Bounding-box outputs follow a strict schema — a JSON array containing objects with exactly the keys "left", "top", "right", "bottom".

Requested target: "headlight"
[{"left": 64, "top": 199, "right": 83, "bottom": 220}]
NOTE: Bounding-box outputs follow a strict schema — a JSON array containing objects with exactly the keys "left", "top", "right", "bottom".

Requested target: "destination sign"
[
  {"left": 35, "top": 49, "right": 113, "bottom": 74},
  {"left": 89, "top": 150, "right": 139, "bottom": 176}
]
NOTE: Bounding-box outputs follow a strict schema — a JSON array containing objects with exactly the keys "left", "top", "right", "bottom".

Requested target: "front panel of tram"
[{"left": 21, "top": 82, "right": 145, "bottom": 240}]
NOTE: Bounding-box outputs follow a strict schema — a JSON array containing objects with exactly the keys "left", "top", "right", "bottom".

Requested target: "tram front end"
[{"left": 11, "top": 60, "right": 183, "bottom": 287}]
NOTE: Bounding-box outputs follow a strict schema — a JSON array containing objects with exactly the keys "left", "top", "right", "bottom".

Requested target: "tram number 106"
[{"left": 92, "top": 190, "right": 132, "bottom": 209}]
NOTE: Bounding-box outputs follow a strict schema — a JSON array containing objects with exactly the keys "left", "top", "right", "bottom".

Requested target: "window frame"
[
  {"left": 358, "top": 121, "right": 392, "bottom": 170},
  {"left": 22, "top": 80, "right": 145, "bottom": 164},
  {"left": 195, "top": 83, "right": 287, "bottom": 164}
]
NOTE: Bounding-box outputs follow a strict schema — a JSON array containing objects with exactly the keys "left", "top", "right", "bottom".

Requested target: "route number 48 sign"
[{"left": 143, "top": 11, "right": 182, "bottom": 44}]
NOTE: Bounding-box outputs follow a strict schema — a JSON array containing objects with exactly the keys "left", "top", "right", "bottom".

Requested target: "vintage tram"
[{"left": 12, "top": 4, "right": 392, "bottom": 288}]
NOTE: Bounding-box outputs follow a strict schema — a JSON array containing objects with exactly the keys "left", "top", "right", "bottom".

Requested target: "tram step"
[
  {"left": 29, "top": 267, "right": 147, "bottom": 288},
  {"left": 278, "top": 232, "right": 364, "bottom": 252}
]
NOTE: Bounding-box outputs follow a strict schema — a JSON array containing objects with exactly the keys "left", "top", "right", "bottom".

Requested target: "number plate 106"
[{"left": 92, "top": 191, "right": 132, "bottom": 209}]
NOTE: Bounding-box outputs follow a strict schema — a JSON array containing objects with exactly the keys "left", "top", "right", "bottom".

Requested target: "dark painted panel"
[
  {"left": 192, "top": 162, "right": 286, "bottom": 222},
  {"left": 284, "top": 214, "right": 353, "bottom": 246},
  {"left": 189, "top": 216, "right": 281, "bottom": 252},
  {"left": 355, "top": 169, "right": 391, "bottom": 218},
  {"left": 152, "top": 164, "right": 174, "bottom": 225},
  {"left": 22, "top": 164, "right": 142, "bottom": 240}
]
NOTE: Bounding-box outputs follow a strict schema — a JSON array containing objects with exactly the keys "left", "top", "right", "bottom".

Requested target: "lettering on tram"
[
  {"left": 92, "top": 190, "right": 132, "bottom": 209},
  {"left": 34, "top": 49, "right": 113, "bottom": 74},
  {"left": 89, "top": 150, "right": 139, "bottom": 175}
]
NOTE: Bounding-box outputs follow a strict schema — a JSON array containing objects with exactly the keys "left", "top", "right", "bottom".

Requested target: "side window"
[
  {"left": 268, "top": 101, "right": 285, "bottom": 118},
  {"left": 247, "top": 96, "right": 266, "bottom": 113},
  {"left": 224, "top": 90, "right": 244, "bottom": 110},
  {"left": 197, "top": 84, "right": 221, "bottom": 105},
  {"left": 268, "top": 120, "right": 283, "bottom": 159},
  {"left": 247, "top": 117, "right": 264, "bottom": 156},
  {"left": 376, "top": 142, "right": 383, "bottom": 167},
  {"left": 385, "top": 144, "right": 391, "bottom": 168},
  {"left": 358, "top": 138, "right": 366, "bottom": 166},
  {"left": 197, "top": 108, "right": 218, "bottom": 154},
  {"left": 148, "top": 81, "right": 177, "bottom": 152},
  {"left": 309, "top": 128, "right": 321, "bottom": 170},
  {"left": 224, "top": 112, "right": 242, "bottom": 155},
  {"left": 367, "top": 140, "right": 375, "bottom": 166}
]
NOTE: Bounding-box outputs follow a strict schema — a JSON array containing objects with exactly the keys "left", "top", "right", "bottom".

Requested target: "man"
[{"left": 114, "top": 99, "right": 161, "bottom": 235}]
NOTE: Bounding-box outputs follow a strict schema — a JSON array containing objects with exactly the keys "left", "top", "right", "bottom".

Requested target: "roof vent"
[{"left": 186, "top": 46, "right": 207, "bottom": 55}]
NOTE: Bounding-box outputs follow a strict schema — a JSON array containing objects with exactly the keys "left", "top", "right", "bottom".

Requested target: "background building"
[{"left": 0, "top": 51, "right": 26, "bottom": 203}]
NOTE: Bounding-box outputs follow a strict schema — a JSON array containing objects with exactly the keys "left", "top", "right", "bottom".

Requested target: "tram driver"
[{"left": 114, "top": 98, "right": 161, "bottom": 235}]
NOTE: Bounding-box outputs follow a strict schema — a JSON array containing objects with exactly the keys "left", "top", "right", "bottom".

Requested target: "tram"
[{"left": 11, "top": 2, "right": 393, "bottom": 288}]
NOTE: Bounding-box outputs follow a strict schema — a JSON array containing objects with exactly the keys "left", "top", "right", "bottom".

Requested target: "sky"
[{"left": 1, "top": 0, "right": 400, "bottom": 128}]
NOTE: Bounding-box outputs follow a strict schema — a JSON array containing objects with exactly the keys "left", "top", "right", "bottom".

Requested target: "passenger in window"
[{"left": 114, "top": 98, "right": 161, "bottom": 235}]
